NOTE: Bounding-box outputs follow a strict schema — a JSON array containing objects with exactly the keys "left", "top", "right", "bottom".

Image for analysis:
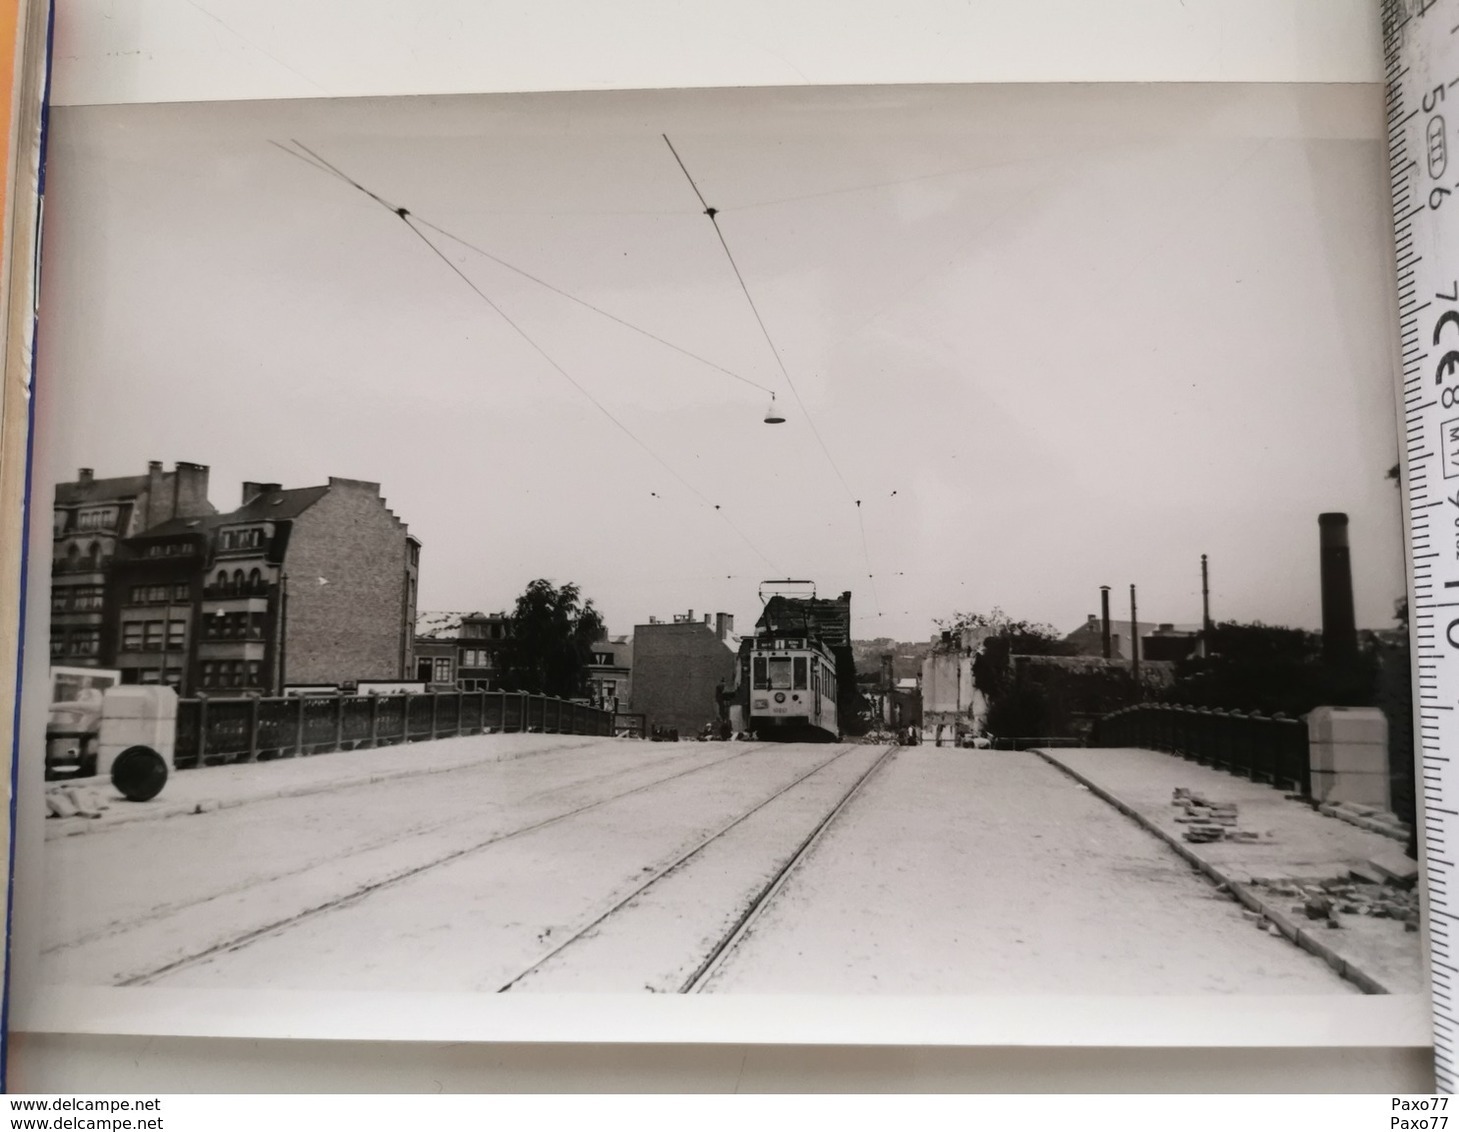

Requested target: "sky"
[{"left": 31, "top": 83, "right": 1407, "bottom": 643}]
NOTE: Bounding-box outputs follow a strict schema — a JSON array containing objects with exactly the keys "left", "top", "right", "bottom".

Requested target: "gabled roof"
[
  {"left": 54, "top": 475, "right": 150, "bottom": 506},
  {"left": 126, "top": 514, "right": 225, "bottom": 540},
  {"left": 1065, "top": 618, "right": 1202, "bottom": 640},
  {"left": 222, "top": 485, "right": 331, "bottom": 523}
]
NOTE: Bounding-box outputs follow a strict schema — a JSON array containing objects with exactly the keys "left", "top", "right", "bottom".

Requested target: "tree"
[
  {"left": 1165, "top": 620, "right": 1377, "bottom": 716},
  {"left": 496, "top": 579, "right": 606, "bottom": 699}
]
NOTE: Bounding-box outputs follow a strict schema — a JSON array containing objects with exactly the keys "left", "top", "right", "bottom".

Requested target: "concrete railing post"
[
  {"left": 197, "top": 694, "right": 210, "bottom": 764},
  {"left": 247, "top": 695, "right": 261, "bottom": 762},
  {"left": 1307, "top": 706, "right": 1388, "bottom": 807}
]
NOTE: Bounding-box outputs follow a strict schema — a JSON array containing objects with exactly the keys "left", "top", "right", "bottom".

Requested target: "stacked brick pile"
[
  {"left": 1171, "top": 787, "right": 1263, "bottom": 844},
  {"left": 1248, "top": 876, "right": 1421, "bottom": 933}
]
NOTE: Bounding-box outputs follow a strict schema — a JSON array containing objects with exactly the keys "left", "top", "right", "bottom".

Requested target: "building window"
[
  {"left": 432, "top": 657, "right": 453, "bottom": 684},
  {"left": 173, "top": 582, "right": 189, "bottom": 601},
  {"left": 220, "top": 528, "right": 264, "bottom": 551},
  {"left": 70, "top": 628, "right": 100, "bottom": 657},
  {"left": 592, "top": 652, "right": 613, "bottom": 666},
  {"left": 49, "top": 630, "right": 64, "bottom": 658},
  {"left": 166, "top": 619, "right": 186, "bottom": 650},
  {"left": 200, "top": 661, "right": 216, "bottom": 688},
  {"left": 248, "top": 568, "right": 261, "bottom": 591},
  {"left": 246, "top": 660, "right": 262, "bottom": 687},
  {"left": 122, "top": 622, "right": 143, "bottom": 651},
  {"left": 76, "top": 508, "right": 116, "bottom": 532},
  {"left": 55, "top": 584, "right": 107, "bottom": 613},
  {"left": 142, "top": 621, "right": 164, "bottom": 649}
]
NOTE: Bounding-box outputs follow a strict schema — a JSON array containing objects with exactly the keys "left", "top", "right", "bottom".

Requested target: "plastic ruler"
[{"left": 1384, "top": 0, "right": 1459, "bottom": 1091}]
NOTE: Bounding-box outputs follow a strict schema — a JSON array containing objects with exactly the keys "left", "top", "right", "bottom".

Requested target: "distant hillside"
[{"left": 851, "top": 638, "right": 932, "bottom": 681}]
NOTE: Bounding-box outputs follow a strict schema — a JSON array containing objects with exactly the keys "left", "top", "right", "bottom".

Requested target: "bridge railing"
[
  {"left": 174, "top": 690, "right": 613, "bottom": 768},
  {"left": 1089, "top": 702, "right": 1309, "bottom": 795}
]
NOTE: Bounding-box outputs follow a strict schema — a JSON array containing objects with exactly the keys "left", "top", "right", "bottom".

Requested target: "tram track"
[
  {"left": 98, "top": 742, "right": 775, "bottom": 986},
  {"left": 47, "top": 739, "right": 727, "bottom": 957},
  {"left": 683, "top": 744, "right": 897, "bottom": 993},
  {"left": 497, "top": 743, "right": 898, "bottom": 994}
]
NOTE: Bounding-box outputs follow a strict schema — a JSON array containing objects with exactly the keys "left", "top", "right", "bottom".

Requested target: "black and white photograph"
[{"left": 14, "top": 79, "right": 1426, "bottom": 1019}]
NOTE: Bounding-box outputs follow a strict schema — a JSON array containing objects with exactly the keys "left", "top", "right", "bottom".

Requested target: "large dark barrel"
[{"left": 110, "top": 746, "right": 169, "bottom": 803}]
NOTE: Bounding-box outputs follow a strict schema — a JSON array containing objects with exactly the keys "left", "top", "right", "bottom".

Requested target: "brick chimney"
[
  {"left": 173, "top": 462, "right": 211, "bottom": 518},
  {"left": 143, "top": 461, "right": 168, "bottom": 530},
  {"left": 76, "top": 468, "right": 93, "bottom": 484},
  {"left": 716, "top": 612, "right": 734, "bottom": 640},
  {"left": 1319, "top": 512, "right": 1358, "bottom": 660}
]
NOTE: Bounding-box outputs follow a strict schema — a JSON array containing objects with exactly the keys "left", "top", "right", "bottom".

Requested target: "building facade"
[
  {"left": 413, "top": 610, "right": 511, "bottom": 691},
  {"left": 51, "top": 465, "right": 419, "bottom": 695},
  {"left": 51, "top": 462, "right": 215, "bottom": 670},
  {"left": 586, "top": 635, "right": 633, "bottom": 711},
  {"left": 631, "top": 610, "right": 738, "bottom": 735},
  {"left": 921, "top": 628, "right": 984, "bottom": 746}
]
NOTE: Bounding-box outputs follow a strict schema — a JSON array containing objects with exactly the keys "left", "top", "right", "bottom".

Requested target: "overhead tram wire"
[
  {"left": 661, "top": 134, "right": 883, "bottom": 618},
  {"left": 274, "top": 140, "right": 777, "bottom": 572},
  {"left": 269, "top": 140, "right": 774, "bottom": 397}
]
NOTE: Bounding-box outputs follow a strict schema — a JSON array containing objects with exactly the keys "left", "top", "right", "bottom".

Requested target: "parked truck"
[{"left": 45, "top": 666, "right": 174, "bottom": 801}]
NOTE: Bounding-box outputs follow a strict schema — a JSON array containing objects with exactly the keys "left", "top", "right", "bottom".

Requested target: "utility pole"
[
  {"left": 277, "top": 571, "right": 290, "bottom": 696},
  {"left": 1099, "top": 585, "right": 1112, "bottom": 659},
  {"left": 1130, "top": 583, "right": 1141, "bottom": 688}
]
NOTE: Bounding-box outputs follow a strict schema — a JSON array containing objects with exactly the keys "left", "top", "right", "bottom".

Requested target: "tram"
[{"left": 737, "top": 581, "right": 848, "bottom": 743}]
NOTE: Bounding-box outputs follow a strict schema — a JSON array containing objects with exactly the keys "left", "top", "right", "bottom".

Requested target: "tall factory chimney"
[
  {"left": 1318, "top": 512, "right": 1358, "bottom": 659},
  {"left": 1099, "top": 586, "right": 1112, "bottom": 659}
]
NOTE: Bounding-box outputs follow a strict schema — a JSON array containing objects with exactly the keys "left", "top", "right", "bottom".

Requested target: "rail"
[
  {"left": 1089, "top": 703, "right": 1310, "bottom": 795},
  {"left": 173, "top": 689, "right": 614, "bottom": 768}
]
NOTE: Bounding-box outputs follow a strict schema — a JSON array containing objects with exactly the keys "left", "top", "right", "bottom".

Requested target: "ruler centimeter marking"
[{"left": 1386, "top": 0, "right": 1459, "bottom": 1093}]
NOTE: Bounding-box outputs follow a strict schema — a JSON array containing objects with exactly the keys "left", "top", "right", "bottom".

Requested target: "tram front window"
[
  {"left": 768, "top": 657, "right": 793, "bottom": 690},
  {"left": 753, "top": 656, "right": 768, "bottom": 689},
  {"left": 793, "top": 657, "right": 808, "bottom": 689}
]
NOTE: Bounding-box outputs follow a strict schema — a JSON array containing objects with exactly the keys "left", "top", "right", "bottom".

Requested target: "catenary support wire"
[
  {"left": 272, "top": 140, "right": 773, "bottom": 396},
  {"left": 275, "top": 140, "right": 778, "bottom": 571},
  {"left": 663, "top": 133, "right": 882, "bottom": 616}
]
